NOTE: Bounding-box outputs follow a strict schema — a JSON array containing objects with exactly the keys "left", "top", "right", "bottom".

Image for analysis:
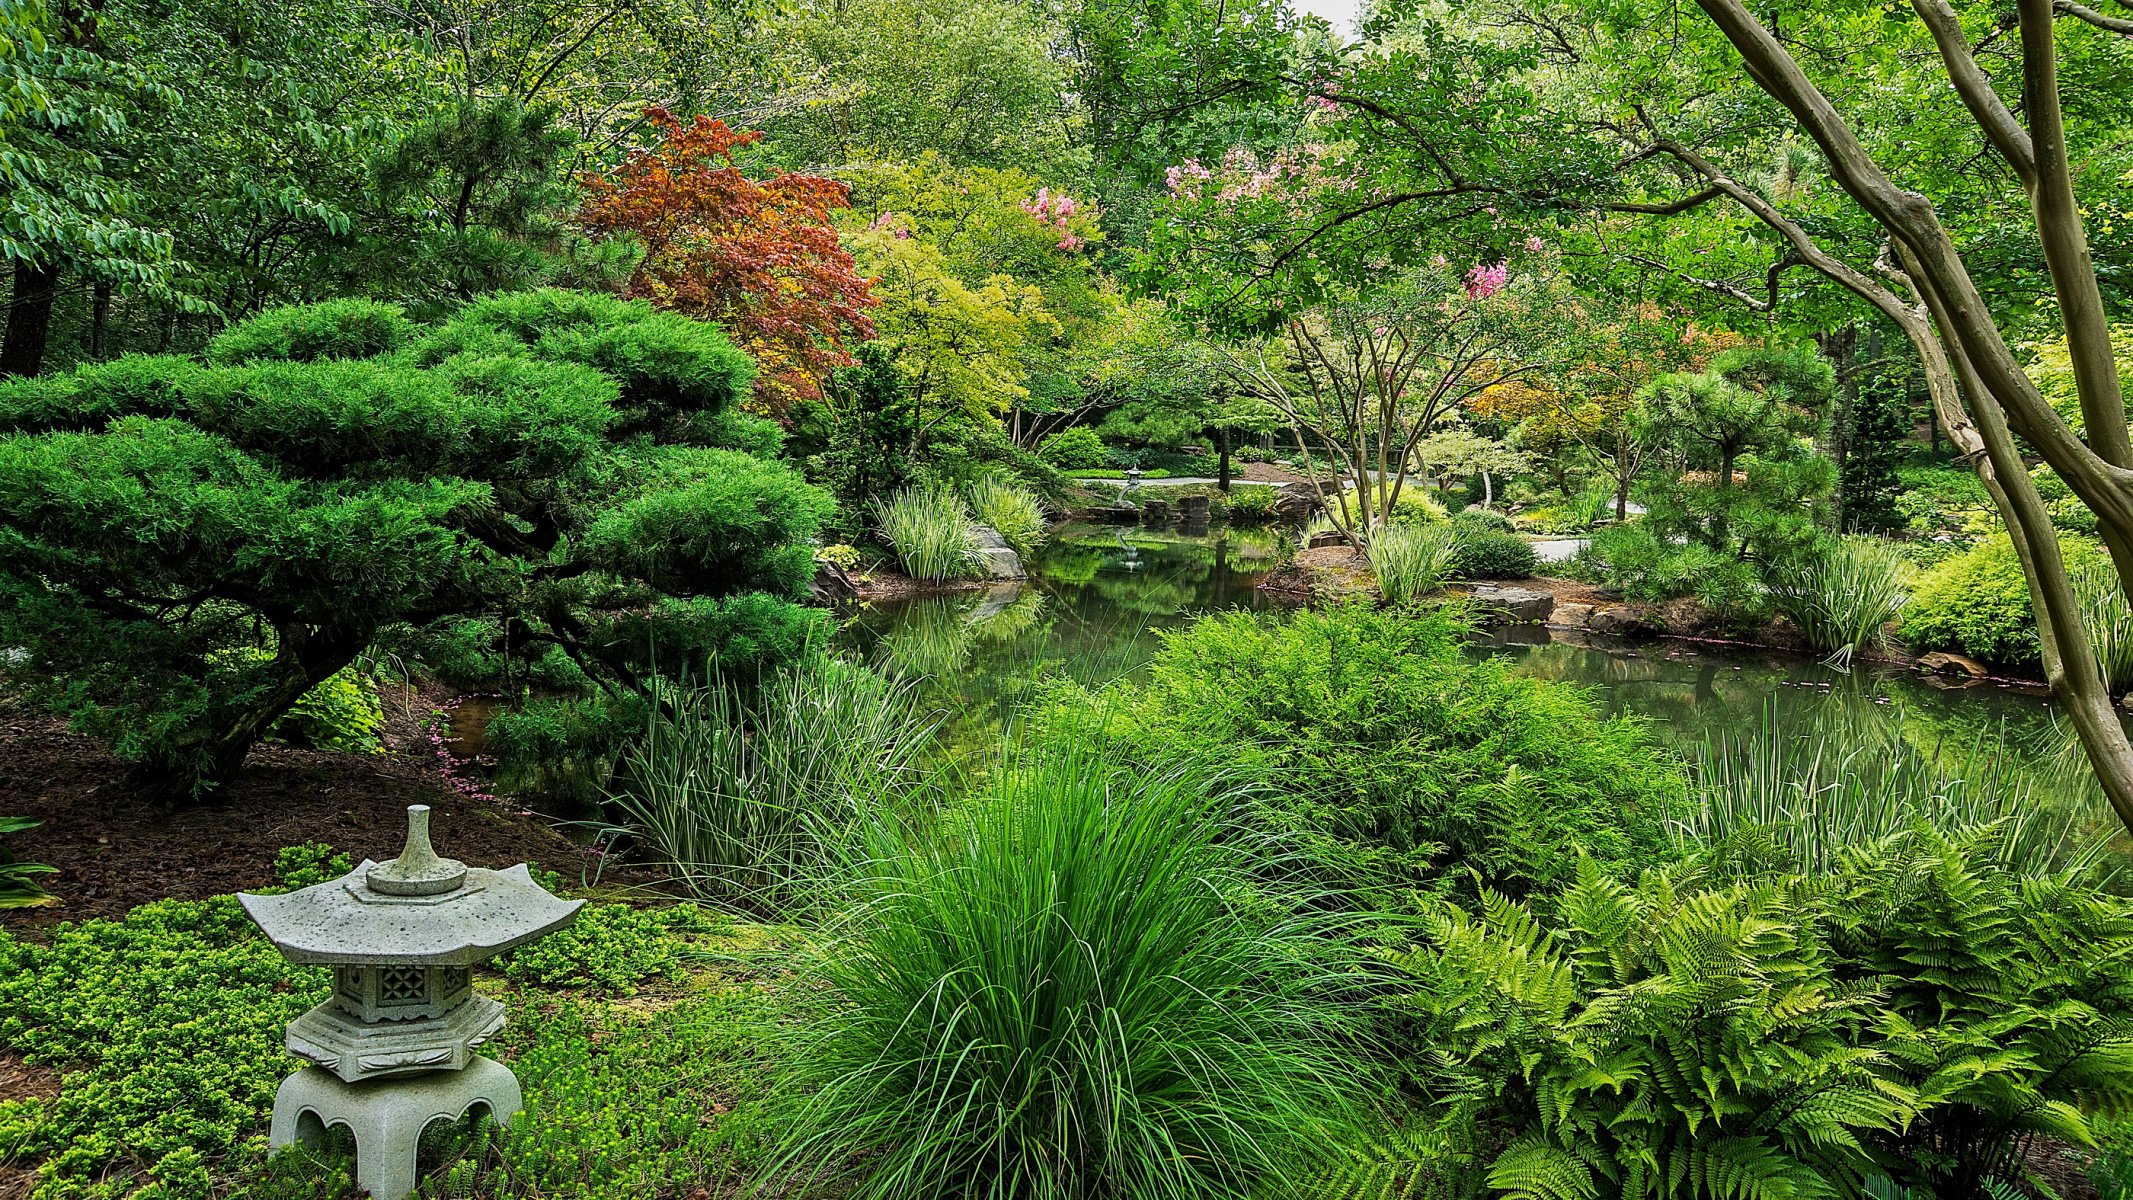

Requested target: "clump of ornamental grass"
[
  {"left": 1679, "top": 700, "right": 2111, "bottom": 879},
  {"left": 766, "top": 731, "right": 1370, "bottom": 1200},
  {"left": 1767, "top": 536, "right": 1912, "bottom": 668},
  {"left": 608, "top": 657, "right": 942, "bottom": 907},
  {"left": 966, "top": 474, "right": 1049, "bottom": 557},
  {"left": 2070, "top": 553, "right": 2133, "bottom": 690},
  {"left": 871, "top": 483, "right": 980, "bottom": 581},
  {"left": 1367, "top": 522, "right": 1461, "bottom": 604}
]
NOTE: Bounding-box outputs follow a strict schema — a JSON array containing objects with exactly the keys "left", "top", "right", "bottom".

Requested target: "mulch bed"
[{"left": 0, "top": 695, "right": 627, "bottom": 935}]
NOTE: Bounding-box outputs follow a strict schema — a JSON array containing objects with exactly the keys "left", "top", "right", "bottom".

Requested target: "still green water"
[{"left": 836, "top": 521, "right": 2117, "bottom": 835}]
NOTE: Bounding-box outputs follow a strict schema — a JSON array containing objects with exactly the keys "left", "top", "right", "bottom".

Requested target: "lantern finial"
[{"left": 365, "top": 805, "right": 468, "bottom": 896}]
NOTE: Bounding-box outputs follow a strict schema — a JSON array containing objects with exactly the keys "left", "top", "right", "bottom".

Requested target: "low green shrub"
[
  {"left": 497, "top": 902, "right": 711, "bottom": 995},
  {"left": 486, "top": 692, "right": 649, "bottom": 811},
  {"left": 1222, "top": 482, "right": 1279, "bottom": 520},
  {"left": 1895, "top": 532, "right": 2131, "bottom": 675},
  {"left": 869, "top": 484, "right": 979, "bottom": 582},
  {"left": 1894, "top": 463, "right": 1996, "bottom": 543},
  {"left": 767, "top": 736, "right": 1365, "bottom": 1200},
  {"left": 1367, "top": 522, "right": 1461, "bottom": 603},
  {"left": 265, "top": 842, "right": 353, "bottom": 892},
  {"left": 964, "top": 474, "right": 1048, "bottom": 557},
  {"left": 1395, "top": 823, "right": 2133, "bottom": 1199},
  {"left": 1036, "top": 425, "right": 1108, "bottom": 470},
  {"left": 1446, "top": 514, "right": 1535, "bottom": 579},
  {"left": 1585, "top": 524, "right": 1769, "bottom": 623},
  {"left": 1768, "top": 535, "right": 1913, "bottom": 666},
  {"left": 1067, "top": 605, "right": 1687, "bottom": 902},
  {"left": 0, "top": 897, "right": 329, "bottom": 1200}
]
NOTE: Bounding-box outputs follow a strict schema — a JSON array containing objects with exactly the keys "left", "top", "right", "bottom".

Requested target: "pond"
[{"left": 838, "top": 520, "right": 2121, "bottom": 842}]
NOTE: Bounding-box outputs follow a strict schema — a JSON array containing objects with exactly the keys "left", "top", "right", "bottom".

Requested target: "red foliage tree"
[{"left": 579, "top": 109, "right": 876, "bottom": 410}]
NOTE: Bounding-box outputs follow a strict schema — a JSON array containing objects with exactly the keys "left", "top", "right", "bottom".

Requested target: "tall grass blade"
[
  {"left": 966, "top": 474, "right": 1049, "bottom": 557},
  {"left": 1679, "top": 698, "right": 2112, "bottom": 879}
]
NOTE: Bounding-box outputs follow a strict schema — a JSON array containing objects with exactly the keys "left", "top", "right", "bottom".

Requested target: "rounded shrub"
[
  {"left": 206, "top": 298, "right": 415, "bottom": 365},
  {"left": 1037, "top": 425, "right": 1109, "bottom": 470},
  {"left": 1450, "top": 508, "right": 1516, "bottom": 536},
  {"left": 1898, "top": 533, "right": 2067, "bottom": 667},
  {"left": 1072, "top": 604, "right": 1688, "bottom": 901},
  {"left": 1452, "top": 531, "right": 1536, "bottom": 579},
  {"left": 1336, "top": 486, "right": 1446, "bottom": 528}
]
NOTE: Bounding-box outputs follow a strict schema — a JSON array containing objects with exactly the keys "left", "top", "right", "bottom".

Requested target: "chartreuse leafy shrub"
[
  {"left": 1391, "top": 824, "right": 2133, "bottom": 1200},
  {"left": 767, "top": 734, "right": 1366, "bottom": 1200},
  {"left": 0, "top": 897, "right": 329, "bottom": 1200},
  {"left": 1898, "top": 533, "right": 2042, "bottom": 667},
  {"left": 497, "top": 902, "right": 713, "bottom": 996},
  {"left": 1336, "top": 485, "right": 1447, "bottom": 528},
  {"left": 1899, "top": 532, "right": 2133, "bottom": 682},
  {"left": 0, "top": 288, "right": 829, "bottom": 799},
  {"left": 1037, "top": 424, "right": 1108, "bottom": 470},
  {"left": 1060, "top": 605, "right": 1686, "bottom": 903}
]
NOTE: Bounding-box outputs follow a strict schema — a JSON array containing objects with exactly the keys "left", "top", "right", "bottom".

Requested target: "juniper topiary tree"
[{"left": 0, "top": 288, "right": 830, "bottom": 799}]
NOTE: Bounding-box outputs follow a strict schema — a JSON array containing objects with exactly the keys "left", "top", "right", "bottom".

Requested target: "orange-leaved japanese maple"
[{"left": 579, "top": 108, "right": 877, "bottom": 411}]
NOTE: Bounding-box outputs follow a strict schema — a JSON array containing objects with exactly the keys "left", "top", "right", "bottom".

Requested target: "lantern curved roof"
[{"left": 239, "top": 863, "right": 584, "bottom": 966}]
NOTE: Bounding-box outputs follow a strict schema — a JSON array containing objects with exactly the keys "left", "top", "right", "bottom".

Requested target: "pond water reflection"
[{"left": 838, "top": 520, "right": 2119, "bottom": 843}]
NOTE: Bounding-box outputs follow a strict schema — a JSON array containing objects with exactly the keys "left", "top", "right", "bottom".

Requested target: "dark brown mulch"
[{"left": 0, "top": 701, "right": 624, "bottom": 935}]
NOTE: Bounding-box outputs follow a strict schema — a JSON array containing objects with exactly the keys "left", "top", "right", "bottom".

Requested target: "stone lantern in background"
[{"left": 241, "top": 805, "right": 582, "bottom": 1200}]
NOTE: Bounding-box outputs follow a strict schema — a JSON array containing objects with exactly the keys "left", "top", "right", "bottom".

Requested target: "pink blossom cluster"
[
  {"left": 1309, "top": 79, "right": 1343, "bottom": 114},
  {"left": 1165, "top": 158, "right": 1214, "bottom": 199},
  {"left": 865, "top": 212, "right": 913, "bottom": 239},
  {"left": 422, "top": 697, "right": 515, "bottom": 813},
  {"left": 1465, "top": 260, "right": 1510, "bottom": 299},
  {"left": 1023, "top": 188, "right": 1088, "bottom": 251}
]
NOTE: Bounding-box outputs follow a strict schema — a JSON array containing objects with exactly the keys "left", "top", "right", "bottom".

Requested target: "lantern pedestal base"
[{"left": 268, "top": 1058, "right": 522, "bottom": 1200}]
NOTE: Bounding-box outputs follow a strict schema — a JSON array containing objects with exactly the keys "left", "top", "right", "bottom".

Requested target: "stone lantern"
[{"left": 241, "top": 805, "right": 582, "bottom": 1200}]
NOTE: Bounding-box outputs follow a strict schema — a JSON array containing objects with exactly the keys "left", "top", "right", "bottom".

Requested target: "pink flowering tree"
[{"left": 1202, "top": 255, "right": 1571, "bottom": 547}]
